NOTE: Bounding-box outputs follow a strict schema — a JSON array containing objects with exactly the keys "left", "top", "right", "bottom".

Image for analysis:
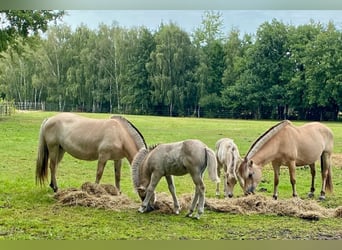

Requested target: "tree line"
[{"left": 1, "top": 11, "right": 342, "bottom": 120}]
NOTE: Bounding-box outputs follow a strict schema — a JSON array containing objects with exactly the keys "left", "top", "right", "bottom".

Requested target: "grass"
[{"left": 1, "top": 111, "right": 342, "bottom": 240}]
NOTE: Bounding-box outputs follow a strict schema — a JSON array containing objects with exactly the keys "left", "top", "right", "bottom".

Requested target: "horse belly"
[
  {"left": 63, "top": 144, "right": 100, "bottom": 161},
  {"left": 162, "top": 159, "right": 188, "bottom": 176}
]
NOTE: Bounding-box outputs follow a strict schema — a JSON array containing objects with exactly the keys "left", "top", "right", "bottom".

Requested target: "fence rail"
[{"left": 0, "top": 100, "right": 15, "bottom": 116}]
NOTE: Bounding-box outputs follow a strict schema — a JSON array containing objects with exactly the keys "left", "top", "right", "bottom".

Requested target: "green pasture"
[{"left": 0, "top": 111, "right": 342, "bottom": 239}]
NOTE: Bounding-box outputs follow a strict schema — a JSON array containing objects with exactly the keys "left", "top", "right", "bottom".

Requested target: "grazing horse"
[
  {"left": 36, "top": 113, "right": 146, "bottom": 192},
  {"left": 237, "top": 120, "right": 334, "bottom": 200},
  {"left": 215, "top": 138, "right": 243, "bottom": 198},
  {"left": 131, "top": 139, "right": 220, "bottom": 219}
]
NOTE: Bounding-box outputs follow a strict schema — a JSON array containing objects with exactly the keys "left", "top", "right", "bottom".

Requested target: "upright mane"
[
  {"left": 111, "top": 116, "right": 147, "bottom": 150},
  {"left": 131, "top": 148, "right": 149, "bottom": 191},
  {"left": 245, "top": 120, "right": 291, "bottom": 160}
]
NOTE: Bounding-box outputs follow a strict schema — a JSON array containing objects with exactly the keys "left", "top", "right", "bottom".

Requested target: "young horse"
[
  {"left": 36, "top": 113, "right": 146, "bottom": 192},
  {"left": 215, "top": 138, "right": 243, "bottom": 198},
  {"left": 131, "top": 139, "right": 220, "bottom": 219},
  {"left": 237, "top": 120, "right": 334, "bottom": 200}
]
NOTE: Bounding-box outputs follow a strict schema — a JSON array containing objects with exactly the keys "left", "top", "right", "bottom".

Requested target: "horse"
[
  {"left": 237, "top": 120, "right": 334, "bottom": 200},
  {"left": 131, "top": 139, "right": 220, "bottom": 219},
  {"left": 36, "top": 112, "right": 146, "bottom": 192},
  {"left": 215, "top": 138, "right": 243, "bottom": 198}
]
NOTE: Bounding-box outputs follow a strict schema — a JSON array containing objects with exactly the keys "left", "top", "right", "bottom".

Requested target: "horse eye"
[{"left": 248, "top": 173, "right": 253, "bottom": 178}]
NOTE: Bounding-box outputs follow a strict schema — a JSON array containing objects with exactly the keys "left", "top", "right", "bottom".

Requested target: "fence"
[{"left": 0, "top": 100, "right": 15, "bottom": 116}]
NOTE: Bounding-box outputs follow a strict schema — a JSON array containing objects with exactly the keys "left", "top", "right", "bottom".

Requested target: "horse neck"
[
  {"left": 250, "top": 143, "right": 278, "bottom": 167},
  {"left": 124, "top": 142, "right": 140, "bottom": 164}
]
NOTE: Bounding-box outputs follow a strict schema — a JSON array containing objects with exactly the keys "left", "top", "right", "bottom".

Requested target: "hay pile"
[
  {"left": 204, "top": 194, "right": 341, "bottom": 220},
  {"left": 54, "top": 182, "right": 137, "bottom": 211},
  {"left": 54, "top": 182, "right": 342, "bottom": 220}
]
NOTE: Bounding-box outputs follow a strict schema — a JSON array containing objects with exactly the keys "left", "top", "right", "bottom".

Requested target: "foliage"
[
  {"left": 1, "top": 11, "right": 342, "bottom": 120},
  {"left": 0, "top": 10, "right": 64, "bottom": 53}
]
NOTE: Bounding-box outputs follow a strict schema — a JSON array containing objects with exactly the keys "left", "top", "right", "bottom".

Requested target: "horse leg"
[
  {"left": 49, "top": 159, "right": 58, "bottom": 192},
  {"left": 288, "top": 161, "right": 297, "bottom": 198},
  {"left": 215, "top": 163, "right": 221, "bottom": 197},
  {"left": 196, "top": 180, "right": 206, "bottom": 219},
  {"left": 114, "top": 159, "right": 122, "bottom": 193},
  {"left": 185, "top": 188, "right": 198, "bottom": 218},
  {"left": 223, "top": 166, "right": 229, "bottom": 198},
  {"left": 95, "top": 156, "right": 108, "bottom": 184},
  {"left": 186, "top": 174, "right": 205, "bottom": 219},
  {"left": 272, "top": 163, "right": 280, "bottom": 200},
  {"left": 307, "top": 163, "right": 316, "bottom": 198},
  {"left": 319, "top": 152, "right": 332, "bottom": 200},
  {"left": 165, "top": 175, "right": 180, "bottom": 214},
  {"left": 139, "top": 173, "right": 161, "bottom": 213},
  {"left": 49, "top": 146, "right": 64, "bottom": 192}
]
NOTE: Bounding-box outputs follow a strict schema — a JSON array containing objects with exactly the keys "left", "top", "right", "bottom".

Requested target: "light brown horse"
[
  {"left": 237, "top": 120, "right": 334, "bottom": 200},
  {"left": 36, "top": 113, "right": 146, "bottom": 192},
  {"left": 215, "top": 138, "right": 243, "bottom": 198},
  {"left": 131, "top": 139, "right": 220, "bottom": 219}
]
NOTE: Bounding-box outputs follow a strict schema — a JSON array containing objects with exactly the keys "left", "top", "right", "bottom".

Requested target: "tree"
[
  {"left": 147, "top": 22, "right": 196, "bottom": 116},
  {"left": 120, "top": 27, "right": 155, "bottom": 114},
  {"left": 0, "top": 10, "right": 64, "bottom": 52},
  {"left": 221, "top": 31, "right": 253, "bottom": 118},
  {"left": 193, "top": 10, "right": 225, "bottom": 117},
  {"left": 303, "top": 22, "right": 342, "bottom": 120}
]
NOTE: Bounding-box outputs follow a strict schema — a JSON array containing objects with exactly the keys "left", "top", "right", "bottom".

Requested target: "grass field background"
[{"left": 1, "top": 111, "right": 342, "bottom": 239}]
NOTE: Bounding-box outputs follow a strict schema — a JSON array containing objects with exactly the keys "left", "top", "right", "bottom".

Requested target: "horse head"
[
  {"left": 238, "top": 158, "right": 262, "bottom": 196},
  {"left": 131, "top": 147, "right": 156, "bottom": 212}
]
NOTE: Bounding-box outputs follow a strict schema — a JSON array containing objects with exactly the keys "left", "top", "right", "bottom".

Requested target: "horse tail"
[
  {"left": 321, "top": 152, "right": 333, "bottom": 193},
  {"left": 205, "top": 147, "right": 220, "bottom": 183},
  {"left": 36, "top": 118, "right": 49, "bottom": 186}
]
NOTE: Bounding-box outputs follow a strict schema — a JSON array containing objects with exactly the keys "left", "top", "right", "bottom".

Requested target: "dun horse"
[
  {"left": 36, "top": 113, "right": 146, "bottom": 192},
  {"left": 131, "top": 139, "right": 220, "bottom": 219},
  {"left": 215, "top": 138, "right": 243, "bottom": 198},
  {"left": 238, "top": 120, "right": 334, "bottom": 200}
]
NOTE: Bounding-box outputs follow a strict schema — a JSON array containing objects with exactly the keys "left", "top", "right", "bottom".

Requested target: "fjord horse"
[
  {"left": 131, "top": 139, "right": 220, "bottom": 219},
  {"left": 36, "top": 113, "right": 146, "bottom": 192},
  {"left": 237, "top": 120, "right": 334, "bottom": 200},
  {"left": 215, "top": 138, "right": 243, "bottom": 198}
]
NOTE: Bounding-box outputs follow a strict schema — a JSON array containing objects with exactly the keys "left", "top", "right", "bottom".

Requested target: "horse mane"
[
  {"left": 245, "top": 120, "right": 291, "bottom": 160},
  {"left": 131, "top": 148, "right": 149, "bottom": 191},
  {"left": 111, "top": 116, "right": 147, "bottom": 150},
  {"left": 148, "top": 144, "right": 159, "bottom": 151}
]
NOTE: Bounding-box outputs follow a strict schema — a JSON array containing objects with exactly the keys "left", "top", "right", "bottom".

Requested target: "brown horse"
[
  {"left": 237, "top": 120, "right": 334, "bottom": 200},
  {"left": 131, "top": 139, "right": 220, "bottom": 219},
  {"left": 215, "top": 138, "right": 243, "bottom": 198},
  {"left": 36, "top": 113, "right": 146, "bottom": 192}
]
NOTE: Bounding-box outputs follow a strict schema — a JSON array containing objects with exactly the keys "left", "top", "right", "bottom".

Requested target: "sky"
[{"left": 59, "top": 10, "right": 342, "bottom": 35}]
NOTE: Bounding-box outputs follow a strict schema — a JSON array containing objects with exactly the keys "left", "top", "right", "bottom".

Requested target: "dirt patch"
[{"left": 54, "top": 182, "right": 342, "bottom": 220}]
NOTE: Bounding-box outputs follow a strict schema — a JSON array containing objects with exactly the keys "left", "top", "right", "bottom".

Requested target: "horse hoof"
[
  {"left": 319, "top": 196, "right": 326, "bottom": 201},
  {"left": 307, "top": 192, "right": 314, "bottom": 198},
  {"left": 194, "top": 215, "right": 201, "bottom": 220},
  {"left": 272, "top": 195, "right": 278, "bottom": 200},
  {"left": 138, "top": 206, "right": 146, "bottom": 213},
  {"left": 185, "top": 212, "right": 193, "bottom": 218}
]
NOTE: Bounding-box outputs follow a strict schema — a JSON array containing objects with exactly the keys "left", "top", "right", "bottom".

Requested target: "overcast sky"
[{"left": 59, "top": 10, "right": 342, "bottom": 35}]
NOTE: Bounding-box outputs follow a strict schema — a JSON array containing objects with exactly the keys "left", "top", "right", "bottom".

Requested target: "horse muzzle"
[{"left": 244, "top": 187, "right": 255, "bottom": 196}]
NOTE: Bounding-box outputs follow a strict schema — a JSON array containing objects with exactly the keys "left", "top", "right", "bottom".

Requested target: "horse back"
[
  {"left": 277, "top": 122, "right": 334, "bottom": 165},
  {"left": 43, "top": 113, "right": 126, "bottom": 160}
]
